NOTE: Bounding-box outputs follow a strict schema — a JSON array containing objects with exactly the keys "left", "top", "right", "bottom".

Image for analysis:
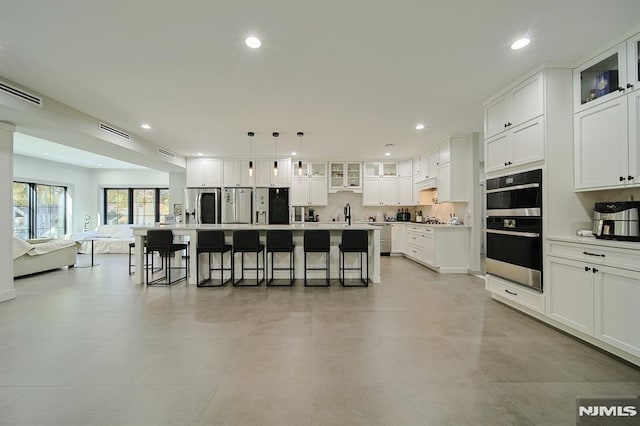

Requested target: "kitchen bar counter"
[{"left": 132, "top": 223, "right": 380, "bottom": 285}]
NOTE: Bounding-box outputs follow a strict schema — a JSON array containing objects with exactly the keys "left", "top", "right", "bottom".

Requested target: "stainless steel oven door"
[{"left": 486, "top": 228, "right": 542, "bottom": 291}]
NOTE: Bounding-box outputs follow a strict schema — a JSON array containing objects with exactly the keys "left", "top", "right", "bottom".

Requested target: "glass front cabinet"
[
  {"left": 329, "top": 162, "right": 362, "bottom": 192},
  {"left": 573, "top": 35, "right": 640, "bottom": 112}
]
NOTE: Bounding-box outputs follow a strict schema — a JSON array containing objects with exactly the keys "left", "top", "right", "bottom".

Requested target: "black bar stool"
[
  {"left": 197, "top": 230, "right": 233, "bottom": 287},
  {"left": 303, "top": 230, "right": 330, "bottom": 287},
  {"left": 129, "top": 239, "right": 162, "bottom": 276},
  {"left": 232, "top": 230, "right": 265, "bottom": 286},
  {"left": 339, "top": 230, "right": 369, "bottom": 287},
  {"left": 145, "top": 230, "right": 188, "bottom": 286},
  {"left": 266, "top": 230, "right": 295, "bottom": 286}
]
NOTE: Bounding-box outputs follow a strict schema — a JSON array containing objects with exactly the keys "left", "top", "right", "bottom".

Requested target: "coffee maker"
[
  {"left": 593, "top": 201, "right": 640, "bottom": 241},
  {"left": 305, "top": 208, "right": 316, "bottom": 222}
]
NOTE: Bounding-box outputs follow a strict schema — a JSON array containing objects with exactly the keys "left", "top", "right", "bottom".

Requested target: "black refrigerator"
[{"left": 269, "top": 188, "right": 289, "bottom": 224}]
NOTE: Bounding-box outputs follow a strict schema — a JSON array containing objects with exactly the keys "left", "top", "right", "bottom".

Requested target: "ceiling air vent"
[
  {"left": 99, "top": 122, "right": 131, "bottom": 140},
  {"left": 157, "top": 147, "right": 175, "bottom": 158},
  {"left": 0, "top": 81, "right": 43, "bottom": 107}
]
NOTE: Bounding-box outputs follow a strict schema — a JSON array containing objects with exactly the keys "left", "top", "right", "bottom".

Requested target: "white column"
[{"left": 0, "top": 122, "right": 16, "bottom": 302}]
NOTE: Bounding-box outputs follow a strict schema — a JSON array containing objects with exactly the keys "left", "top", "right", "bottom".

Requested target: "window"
[
  {"left": 104, "top": 188, "right": 169, "bottom": 225},
  {"left": 13, "top": 181, "right": 67, "bottom": 239}
]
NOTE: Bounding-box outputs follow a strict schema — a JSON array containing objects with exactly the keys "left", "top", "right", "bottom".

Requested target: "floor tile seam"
[
  {"left": 487, "top": 380, "right": 544, "bottom": 425},
  {"left": 398, "top": 380, "right": 429, "bottom": 426}
]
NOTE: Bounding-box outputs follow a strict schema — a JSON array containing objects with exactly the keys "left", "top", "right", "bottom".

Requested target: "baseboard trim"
[{"left": 0, "top": 288, "right": 16, "bottom": 303}]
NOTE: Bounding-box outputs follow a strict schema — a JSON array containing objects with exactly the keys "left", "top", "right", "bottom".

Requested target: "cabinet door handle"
[
  {"left": 628, "top": 176, "right": 634, "bottom": 181},
  {"left": 505, "top": 289, "right": 518, "bottom": 296},
  {"left": 583, "top": 251, "right": 605, "bottom": 257},
  {"left": 627, "top": 83, "right": 635, "bottom": 89},
  {"left": 584, "top": 266, "right": 591, "bottom": 272},
  {"left": 507, "top": 122, "right": 512, "bottom": 127},
  {"left": 620, "top": 176, "right": 626, "bottom": 181},
  {"left": 504, "top": 123, "right": 508, "bottom": 128},
  {"left": 592, "top": 268, "right": 599, "bottom": 273},
  {"left": 618, "top": 86, "right": 626, "bottom": 92}
]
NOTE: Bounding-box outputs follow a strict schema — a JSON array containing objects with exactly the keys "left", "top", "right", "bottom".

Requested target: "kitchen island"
[{"left": 132, "top": 223, "right": 380, "bottom": 285}]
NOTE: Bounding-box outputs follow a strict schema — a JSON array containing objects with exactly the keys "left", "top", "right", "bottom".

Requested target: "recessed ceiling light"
[
  {"left": 245, "top": 36, "right": 261, "bottom": 49},
  {"left": 415, "top": 124, "right": 425, "bottom": 130},
  {"left": 197, "top": 152, "right": 203, "bottom": 156},
  {"left": 291, "top": 152, "right": 297, "bottom": 156},
  {"left": 511, "top": 38, "right": 531, "bottom": 50},
  {"left": 384, "top": 152, "right": 391, "bottom": 157},
  {"left": 96, "top": 163, "right": 103, "bottom": 167},
  {"left": 43, "top": 152, "right": 49, "bottom": 155},
  {"left": 141, "top": 123, "right": 151, "bottom": 129}
]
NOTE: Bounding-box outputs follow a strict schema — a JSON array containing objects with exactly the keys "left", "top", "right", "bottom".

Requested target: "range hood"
[{"left": 415, "top": 177, "right": 437, "bottom": 190}]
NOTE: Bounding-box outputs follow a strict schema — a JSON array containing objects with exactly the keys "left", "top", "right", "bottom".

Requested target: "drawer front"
[
  {"left": 407, "top": 232, "right": 423, "bottom": 247},
  {"left": 547, "top": 241, "right": 640, "bottom": 272},
  {"left": 406, "top": 244, "right": 424, "bottom": 260},
  {"left": 485, "top": 274, "right": 545, "bottom": 314}
]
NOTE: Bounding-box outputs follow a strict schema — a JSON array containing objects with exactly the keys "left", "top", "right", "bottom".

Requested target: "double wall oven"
[{"left": 486, "top": 169, "right": 543, "bottom": 292}]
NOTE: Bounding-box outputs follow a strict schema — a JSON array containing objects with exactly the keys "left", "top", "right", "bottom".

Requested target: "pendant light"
[
  {"left": 272, "top": 132, "right": 279, "bottom": 176},
  {"left": 248, "top": 131, "right": 255, "bottom": 176},
  {"left": 297, "top": 132, "right": 304, "bottom": 176}
]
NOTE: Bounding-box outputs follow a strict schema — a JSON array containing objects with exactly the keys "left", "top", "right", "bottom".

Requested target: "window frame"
[
  {"left": 103, "top": 188, "right": 169, "bottom": 225},
  {"left": 13, "top": 181, "right": 68, "bottom": 239}
]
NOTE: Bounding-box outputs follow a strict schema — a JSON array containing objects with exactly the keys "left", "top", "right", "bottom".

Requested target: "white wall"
[
  {"left": 13, "top": 156, "right": 172, "bottom": 232},
  {"left": 90, "top": 169, "right": 170, "bottom": 227},
  {"left": 0, "top": 123, "right": 16, "bottom": 303},
  {"left": 13, "top": 154, "right": 92, "bottom": 233}
]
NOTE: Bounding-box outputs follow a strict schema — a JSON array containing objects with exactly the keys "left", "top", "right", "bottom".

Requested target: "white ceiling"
[
  {"left": 2, "top": 1, "right": 640, "bottom": 163},
  {"left": 13, "top": 133, "right": 143, "bottom": 169}
]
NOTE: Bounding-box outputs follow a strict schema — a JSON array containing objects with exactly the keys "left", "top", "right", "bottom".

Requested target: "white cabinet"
[
  {"left": 222, "top": 159, "right": 254, "bottom": 187},
  {"left": 484, "top": 116, "right": 544, "bottom": 173},
  {"left": 391, "top": 223, "right": 406, "bottom": 254},
  {"left": 418, "top": 151, "right": 439, "bottom": 180},
  {"left": 546, "top": 239, "right": 640, "bottom": 359},
  {"left": 363, "top": 162, "right": 399, "bottom": 206},
  {"left": 574, "top": 97, "right": 629, "bottom": 189},
  {"left": 398, "top": 160, "right": 415, "bottom": 206},
  {"left": 398, "top": 176, "right": 414, "bottom": 206},
  {"left": 255, "top": 158, "right": 291, "bottom": 187},
  {"left": 438, "top": 141, "right": 451, "bottom": 165},
  {"left": 421, "top": 227, "right": 435, "bottom": 266},
  {"left": 329, "top": 162, "right": 362, "bottom": 192},
  {"left": 404, "top": 225, "right": 469, "bottom": 272},
  {"left": 595, "top": 266, "right": 640, "bottom": 358},
  {"left": 484, "top": 72, "right": 544, "bottom": 139},
  {"left": 573, "top": 32, "right": 640, "bottom": 190},
  {"left": 186, "top": 158, "right": 221, "bottom": 187},
  {"left": 291, "top": 162, "right": 327, "bottom": 206},
  {"left": 547, "top": 256, "right": 594, "bottom": 335},
  {"left": 435, "top": 137, "right": 471, "bottom": 202},
  {"left": 574, "top": 42, "right": 627, "bottom": 112},
  {"left": 381, "top": 178, "right": 399, "bottom": 205}
]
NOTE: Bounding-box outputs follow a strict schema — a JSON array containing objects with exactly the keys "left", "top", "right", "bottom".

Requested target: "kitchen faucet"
[{"left": 344, "top": 203, "right": 351, "bottom": 226}]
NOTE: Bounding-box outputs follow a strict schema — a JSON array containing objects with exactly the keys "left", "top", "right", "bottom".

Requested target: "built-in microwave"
[{"left": 486, "top": 169, "right": 543, "bottom": 292}]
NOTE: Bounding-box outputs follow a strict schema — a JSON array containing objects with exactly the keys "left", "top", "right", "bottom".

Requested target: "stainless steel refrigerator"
[
  {"left": 183, "top": 188, "right": 221, "bottom": 224},
  {"left": 222, "top": 188, "right": 253, "bottom": 224}
]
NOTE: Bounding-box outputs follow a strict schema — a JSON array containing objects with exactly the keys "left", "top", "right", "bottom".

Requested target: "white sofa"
[
  {"left": 13, "top": 237, "right": 78, "bottom": 277},
  {"left": 67, "top": 225, "right": 134, "bottom": 254}
]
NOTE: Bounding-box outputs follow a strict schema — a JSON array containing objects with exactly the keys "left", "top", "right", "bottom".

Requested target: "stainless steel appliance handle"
[
  {"left": 486, "top": 229, "right": 540, "bottom": 238},
  {"left": 485, "top": 183, "right": 540, "bottom": 194},
  {"left": 486, "top": 208, "right": 541, "bottom": 217},
  {"left": 196, "top": 192, "right": 202, "bottom": 224}
]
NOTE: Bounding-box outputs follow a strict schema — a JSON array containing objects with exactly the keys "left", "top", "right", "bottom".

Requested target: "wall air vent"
[
  {"left": 0, "top": 81, "right": 43, "bottom": 107},
  {"left": 157, "top": 147, "right": 175, "bottom": 158},
  {"left": 99, "top": 122, "right": 131, "bottom": 140}
]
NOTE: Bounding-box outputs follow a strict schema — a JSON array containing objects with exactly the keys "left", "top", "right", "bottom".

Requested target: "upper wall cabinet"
[
  {"left": 329, "top": 162, "right": 362, "bottom": 192},
  {"left": 484, "top": 72, "right": 544, "bottom": 139},
  {"left": 574, "top": 31, "right": 640, "bottom": 191},
  {"left": 222, "top": 159, "right": 254, "bottom": 187},
  {"left": 255, "top": 158, "right": 291, "bottom": 187},
  {"left": 186, "top": 158, "right": 221, "bottom": 187},
  {"left": 574, "top": 42, "right": 628, "bottom": 113}
]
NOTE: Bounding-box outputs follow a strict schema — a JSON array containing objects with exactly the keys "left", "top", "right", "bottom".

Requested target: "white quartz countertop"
[
  {"left": 132, "top": 223, "right": 379, "bottom": 232},
  {"left": 381, "top": 222, "right": 470, "bottom": 228},
  {"left": 547, "top": 235, "right": 640, "bottom": 251}
]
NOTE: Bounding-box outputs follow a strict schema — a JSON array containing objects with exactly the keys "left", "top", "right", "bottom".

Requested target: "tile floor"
[{"left": 0, "top": 254, "right": 639, "bottom": 425}]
